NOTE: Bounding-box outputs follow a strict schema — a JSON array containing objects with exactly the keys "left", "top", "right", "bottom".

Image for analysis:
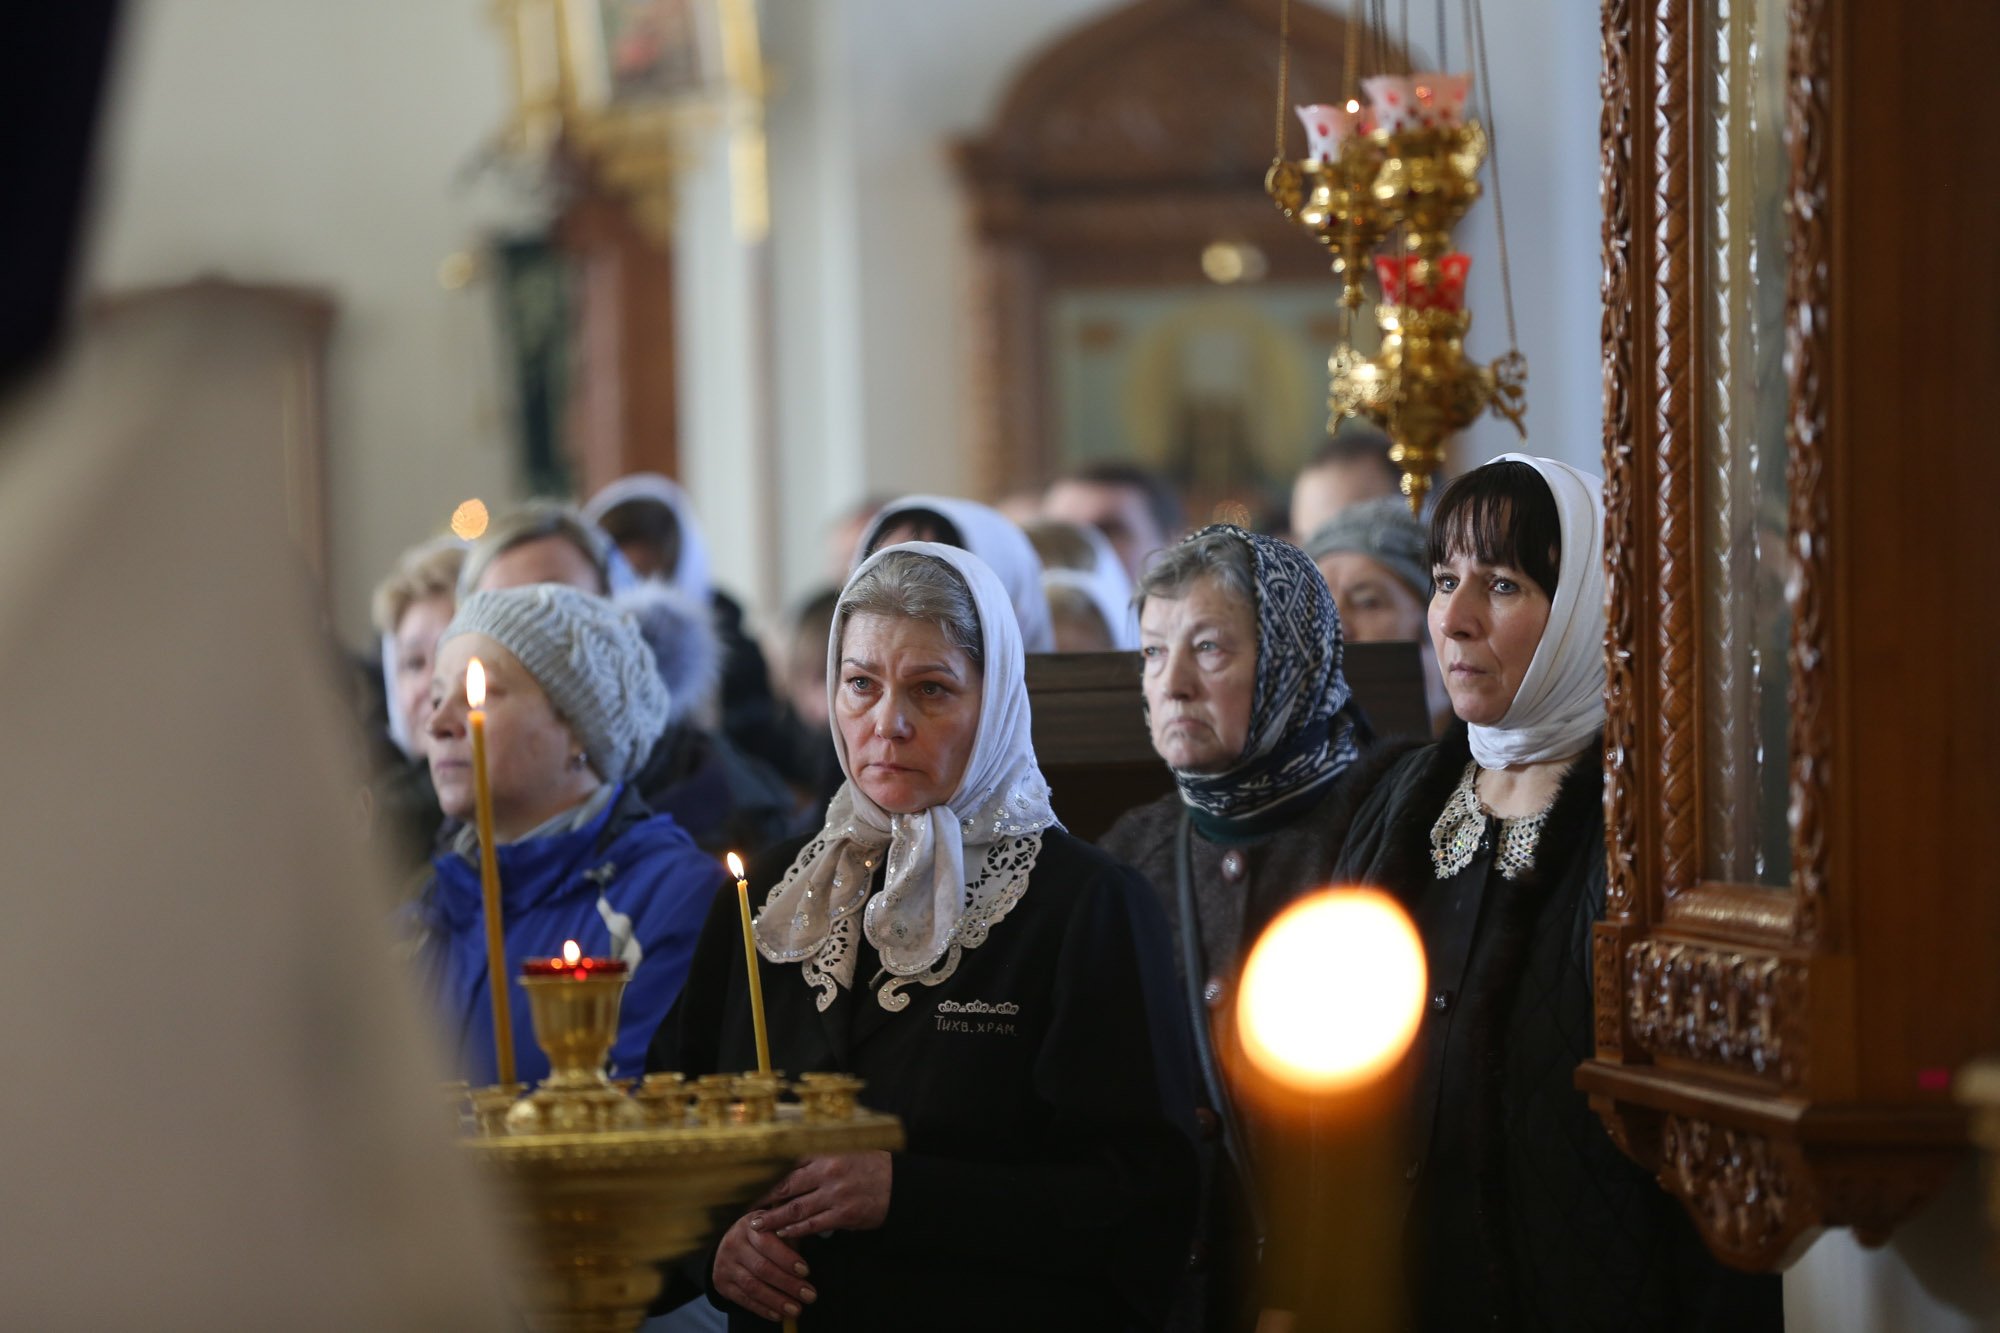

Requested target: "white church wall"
[
  {"left": 84, "top": 0, "right": 1608, "bottom": 637},
  {"left": 1783, "top": 1164, "right": 2000, "bottom": 1333},
  {"left": 85, "top": 0, "right": 524, "bottom": 647}
]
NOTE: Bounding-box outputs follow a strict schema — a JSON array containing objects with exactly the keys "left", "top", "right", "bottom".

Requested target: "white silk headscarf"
[
  {"left": 1466, "top": 453, "right": 1609, "bottom": 769},
  {"left": 582, "top": 472, "right": 713, "bottom": 607},
  {"left": 854, "top": 495, "right": 1056, "bottom": 653},
  {"left": 755, "top": 542, "right": 1058, "bottom": 1012}
]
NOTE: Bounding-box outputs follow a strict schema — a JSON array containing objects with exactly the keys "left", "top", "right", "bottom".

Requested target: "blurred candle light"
[
  {"left": 1236, "top": 888, "right": 1425, "bottom": 1331},
  {"left": 1237, "top": 887, "right": 1426, "bottom": 1094},
  {"left": 468, "top": 658, "right": 516, "bottom": 1087},
  {"left": 451, "top": 498, "right": 490, "bottom": 541}
]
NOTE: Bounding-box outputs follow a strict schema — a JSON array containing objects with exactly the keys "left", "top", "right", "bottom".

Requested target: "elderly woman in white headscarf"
[
  {"left": 853, "top": 494, "right": 1057, "bottom": 652},
  {"left": 649, "top": 543, "right": 1197, "bottom": 1331},
  {"left": 1332, "top": 456, "right": 1781, "bottom": 1331}
]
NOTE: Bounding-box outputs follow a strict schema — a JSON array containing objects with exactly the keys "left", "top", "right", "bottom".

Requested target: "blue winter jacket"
[{"left": 417, "top": 783, "right": 724, "bottom": 1086}]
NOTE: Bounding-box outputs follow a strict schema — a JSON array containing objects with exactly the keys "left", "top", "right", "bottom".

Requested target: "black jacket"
[
  {"left": 649, "top": 827, "right": 1200, "bottom": 1332},
  {"left": 1333, "top": 724, "right": 1782, "bottom": 1331},
  {"left": 631, "top": 720, "right": 800, "bottom": 860},
  {"left": 1099, "top": 760, "right": 1413, "bottom": 1332}
]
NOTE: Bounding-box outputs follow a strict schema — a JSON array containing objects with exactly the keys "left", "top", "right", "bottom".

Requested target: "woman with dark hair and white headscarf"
[
  {"left": 650, "top": 543, "right": 1197, "bottom": 1331},
  {"left": 1332, "top": 455, "right": 1781, "bottom": 1330}
]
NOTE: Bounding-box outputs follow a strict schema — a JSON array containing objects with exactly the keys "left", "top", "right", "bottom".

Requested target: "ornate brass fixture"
[
  {"left": 1265, "top": 1, "right": 1529, "bottom": 514},
  {"left": 457, "top": 960, "right": 902, "bottom": 1332}
]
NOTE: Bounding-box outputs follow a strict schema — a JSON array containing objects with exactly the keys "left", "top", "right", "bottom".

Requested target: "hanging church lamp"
[{"left": 1265, "top": 0, "right": 1528, "bottom": 514}]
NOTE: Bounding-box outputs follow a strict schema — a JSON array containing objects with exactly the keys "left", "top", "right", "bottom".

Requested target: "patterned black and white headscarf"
[{"left": 1163, "top": 525, "right": 1365, "bottom": 828}]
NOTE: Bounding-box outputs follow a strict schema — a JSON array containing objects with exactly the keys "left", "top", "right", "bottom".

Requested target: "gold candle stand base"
[{"left": 457, "top": 1076, "right": 901, "bottom": 1333}]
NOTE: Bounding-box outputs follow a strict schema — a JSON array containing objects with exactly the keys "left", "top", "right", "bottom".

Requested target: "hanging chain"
[
  {"left": 1343, "top": 0, "right": 1361, "bottom": 101},
  {"left": 1471, "top": 0, "right": 1520, "bottom": 353},
  {"left": 1274, "top": 0, "right": 1292, "bottom": 160}
]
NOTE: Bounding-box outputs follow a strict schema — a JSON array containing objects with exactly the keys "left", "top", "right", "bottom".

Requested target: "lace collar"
[
  {"left": 1429, "top": 760, "right": 1552, "bottom": 881},
  {"left": 753, "top": 543, "right": 1059, "bottom": 1012}
]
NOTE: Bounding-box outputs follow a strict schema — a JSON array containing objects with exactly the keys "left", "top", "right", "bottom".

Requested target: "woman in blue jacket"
[{"left": 415, "top": 583, "right": 724, "bottom": 1086}]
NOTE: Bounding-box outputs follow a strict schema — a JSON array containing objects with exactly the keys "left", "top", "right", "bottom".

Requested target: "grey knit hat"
[
  {"left": 1301, "top": 496, "right": 1431, "bottom": 601},
  {"left": 441, "top": 585, "right": 670, "bottom": 784}
]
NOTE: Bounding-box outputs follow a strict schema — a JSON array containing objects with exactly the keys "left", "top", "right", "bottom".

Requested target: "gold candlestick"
[
  {"left": 504, "top": 943, "right": 645, "bottom": 1135},
  {"left": 727, "top": 851, "right": 774, "bottom": 1076},
  {"left": 467, "top": 658, "right": 517, "bottom": 1088}
]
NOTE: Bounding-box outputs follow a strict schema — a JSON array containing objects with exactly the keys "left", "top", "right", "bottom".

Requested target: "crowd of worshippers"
[{"left": 361, "top": 435, "right": 1784, "bottom": 1331}]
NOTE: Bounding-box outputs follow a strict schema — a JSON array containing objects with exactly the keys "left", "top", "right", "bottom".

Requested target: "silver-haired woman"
[
  {"left": 1100, "top": 524, "right": 1392, "bottom": 1331},
  {"left": 650, "top": 543, "right": 1198, "bottom": 1331}
]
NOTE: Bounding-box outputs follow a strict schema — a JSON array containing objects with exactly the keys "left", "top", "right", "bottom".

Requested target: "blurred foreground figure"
[{"left": 0, "top": 299, "right": 512, "bottom": 1326}]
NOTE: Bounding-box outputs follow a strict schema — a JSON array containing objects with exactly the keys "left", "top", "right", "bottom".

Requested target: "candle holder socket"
[
  {"left": 795, "top": 1072, "right": 869, "bottom": 1122},
  {"left": 504, "top": 970, "right": 646, "bottom": 1135},
  {"left": 634, "top": 1072, "right": 690, "bottom": 1126}
]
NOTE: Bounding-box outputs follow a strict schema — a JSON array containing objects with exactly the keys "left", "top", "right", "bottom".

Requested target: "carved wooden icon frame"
[{"left": 1580, "top": 0, "right": 1992, "bottom": 1270}]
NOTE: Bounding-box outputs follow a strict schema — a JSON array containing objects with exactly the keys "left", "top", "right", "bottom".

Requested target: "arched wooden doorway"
[{"left": 955, "top": 0, "right": 1390, "bottom": 512}]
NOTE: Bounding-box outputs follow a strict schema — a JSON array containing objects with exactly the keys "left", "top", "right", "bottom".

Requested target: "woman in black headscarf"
[{"left": 1099, "top": 524, "right": 1411, "bottom": 1331}]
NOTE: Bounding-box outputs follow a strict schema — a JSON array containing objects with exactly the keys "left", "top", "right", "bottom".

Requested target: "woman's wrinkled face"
[
  {"left": 1315, "top": 552, "right": 1426, "bottom": 644},
  {"left": 835, "top": 612, "right": 982, "bottom": 815},
  {"left": 392, "top": 594, "right": 454, "bottom": 754},
  {"left": 1428, "top": 548, "right": 1553, "bottom": 726},
  {"left": 428, "top": 633, "right": 594, "bottom": 836},
  {"left": 1139, "top": 576, "right": 1257, "bottom": 773}
]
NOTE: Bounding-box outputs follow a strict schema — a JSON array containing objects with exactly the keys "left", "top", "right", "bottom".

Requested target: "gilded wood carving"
[
  {"left": 1780, "top": 0, "right": 1833, "bottom": 951},
  {"left": 1650, "top": 0, "right": 1700, "bottom": 905},
  {"left": 1582, "top": 0, "right": 1993, "bottom": 1269}
]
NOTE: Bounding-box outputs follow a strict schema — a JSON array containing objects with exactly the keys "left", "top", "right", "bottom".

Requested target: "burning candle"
[
  {"left": 728, "top": 852, "right": 774, "bottom": 1076},
  {"left": 1237, "top": 887, "right": 1425, "bottom": 1092},
  {"left": 467, "top": 658, "right": 517, "bottom": 1088},
  {"left": 523, "top": 938, "right": 630, "bottom": 981},
  {"left": 1236, "top": 888, "right": 1426, "bottom": 1327}
]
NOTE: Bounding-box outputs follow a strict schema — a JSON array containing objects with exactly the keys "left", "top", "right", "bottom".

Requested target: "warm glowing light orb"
[
  {"left": 466, "top": 658, "right": 487, "bottom": 709},
  {"left": 1345, "top": 98, "right": 1362, "bottom": 114},
  {"left": 450, "top": 498, "right": 490, "bottom": 541},
  {"left": 1236, "top": 887, "right": 1427, "bottom": 1093},
  {"left": 562, "top": 939, "right": 581, "bottom": 966},
  {"left": 726, "top": 851, "right": 746, "bottom": 880}
]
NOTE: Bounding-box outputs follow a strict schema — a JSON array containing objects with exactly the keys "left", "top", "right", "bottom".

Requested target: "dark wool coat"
[
  {"left": 1332, "top": 723, "right": 1783, "bottom": 1332},
  {"left": 649, "top": 827, "right": 1200, "bottom": 1333},
  {"left": 1099, "top": 759, "right": 1415, "bottom": 1333}
]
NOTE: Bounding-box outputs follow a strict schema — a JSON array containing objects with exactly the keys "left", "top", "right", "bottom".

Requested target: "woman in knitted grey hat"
[
  {"left": 1304, "top": 496, "right": 1451, "bottom": 734},
  {"left": 411, "top": 584, "right": 724, "bottom": 1089}
]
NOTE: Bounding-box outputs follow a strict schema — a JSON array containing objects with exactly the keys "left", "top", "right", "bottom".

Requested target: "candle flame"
[
  {"left": 1345, "top": 98, "right": 1361, "bottom": 113},
  {"left": 466, "top": 657, "right": 486, "bottom": 709},
  {"left": 562, "top": 940, "right": 581, "bottom": 966},
  {"left": 726, "top": 851, "right": 746, "bottom": 880},
  {"left": 1236, "top": 888, "right": 1426, "bottom": 1094}
]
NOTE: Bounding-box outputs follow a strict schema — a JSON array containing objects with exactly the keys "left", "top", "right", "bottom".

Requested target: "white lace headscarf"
[
  {"left": 754, "top": 542, "right": 1058, "bottom": 1012},
  {"left": 581, "top": 472, "right": 713, "bottom": 608},
  {"left": 854, "top": 495, "right": 1056, "bottom": 652},
  {"left": 1465, "top": 453, "right": 1608, "bottom": 768}
]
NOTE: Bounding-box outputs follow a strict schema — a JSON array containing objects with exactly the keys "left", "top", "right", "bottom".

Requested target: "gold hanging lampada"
[{"left": 1265, "top": 0, "right": 1528, "bottom": 514}]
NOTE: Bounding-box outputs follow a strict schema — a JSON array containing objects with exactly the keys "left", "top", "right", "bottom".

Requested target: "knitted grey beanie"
[
  {"left": 441, "top": 585, "right": 670, "bottom": 784},
  {"left": 1301, "top": 496, "right": 1431, "bottom": 602}
]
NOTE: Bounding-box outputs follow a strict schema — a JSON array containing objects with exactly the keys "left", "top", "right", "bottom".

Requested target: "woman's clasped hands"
[{"left": 712, "top": 1150, "right": 893, "bottom": 1323}]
